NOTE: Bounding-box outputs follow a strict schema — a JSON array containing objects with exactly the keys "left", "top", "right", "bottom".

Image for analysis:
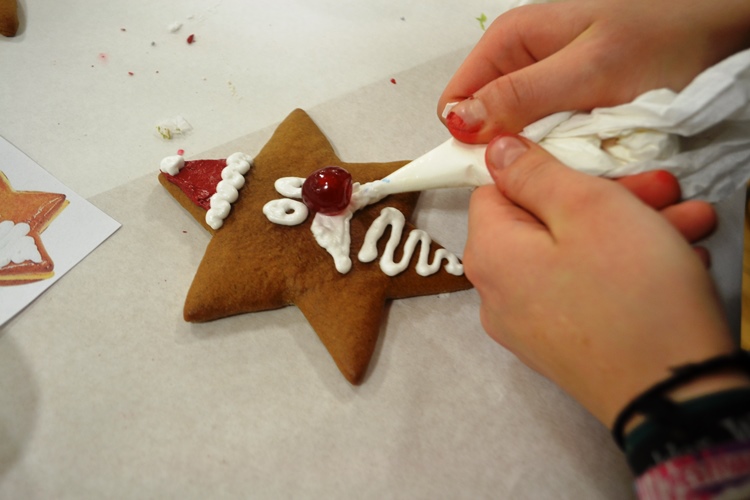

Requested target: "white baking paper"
[{"left": 522, "top": 48, "right": 750, "bottom": 201}]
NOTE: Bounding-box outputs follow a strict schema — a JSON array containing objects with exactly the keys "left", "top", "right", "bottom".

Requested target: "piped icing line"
[
  {"left": 263, "top": 199, "right": 308, "bottom": 226},
  {"left": 262, "top": 176, "right": 309, "bottom": 226},
  {"left": 0, "top": 221, "right": 42, "bottom": 268},
  {"left": 358, "top": 207, "right": 464, "bottom": 277},
  {"left": 274, "top": 177, "right": 305, "bottom": 198},
  {"left": 263, "top": 178, "right": 465, "bottom": 277},
  {"left": 307, "top": 182, "right": 373, "bottom": 274},
  {"left": 311, "top": 210, "right": 354, "bottom": 273},
  {"left": 205, "top": 152, "right": 254, "bottom": 230}
]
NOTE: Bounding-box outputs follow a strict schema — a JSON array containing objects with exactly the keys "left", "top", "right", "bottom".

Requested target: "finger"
[
  {"left": 661, "top": 200, "right": 717, "bottom": 242},
  {"left": 464, "top": 184, "right": 551, "bottom": 289},
  {"left": 615, "top": 170, "right": 682, "bottom": 209},
  {"left": 693, "top": 246, "right": 711, "bottom": 268},
  {"left": 439, "top": 4, "right": 588, "bottom": 111},
  {"left": 440, "top": 9, "right": 654, "bottom": 142},
  {"left": 484, "top": 134, "right": 618, "bottom": 231}
]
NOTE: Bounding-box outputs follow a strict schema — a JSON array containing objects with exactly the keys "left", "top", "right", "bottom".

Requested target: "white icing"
[
  {"left": 311, "top": 211, "right": 353, "bottom": 273},
  {"left": 358, "top": 207, "right": 463, "bottom": 277},
  {"left": 262, "top": 199, "right": 308, "bottom": 226},
  {"left": 205, "top": 153, "right": 254, "bottom": 230},
  {"left": 0, "top": 221, "right": 42, "bottom": 268},
  {"left": 357, "top": 139, "right": 492, "bottom": 199},
  {"left": 274, "top": 177, "right": 305, "bottom": 199},
  {"left": 159, "top": 155, "right": 185, "bottom": 175},
  {"left": 306, "top": 183, "right": 375, "bottom": 274},
  {"left": 263, "top": 176, "right": 465, "bottom": 278}
]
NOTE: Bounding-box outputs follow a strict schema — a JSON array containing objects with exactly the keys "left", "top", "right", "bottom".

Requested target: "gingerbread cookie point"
[{"left": 159, "top": 109, "right": 472, "bottom": 383}]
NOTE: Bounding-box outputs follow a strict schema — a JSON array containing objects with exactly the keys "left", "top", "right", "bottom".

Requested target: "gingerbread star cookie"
[
  {"left": 0, "top": 0, "right": 18, "bottom": 37},
  {"left": 0, "top": 171, "right": 69, "bottom": 285},
  {"left": 158, "top": 109, "right": 472, "bottom": 384}
]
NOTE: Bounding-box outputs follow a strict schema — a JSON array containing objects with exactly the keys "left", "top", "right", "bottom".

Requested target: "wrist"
[
  {"left": 624, "top": 386, "right": 750, "bottom": 476},
  {"left": 624, "top": 371, "right": 750, "bottom": 434},
  {"left": 611, "top": 350, "right": 750, "bottom": 449}
]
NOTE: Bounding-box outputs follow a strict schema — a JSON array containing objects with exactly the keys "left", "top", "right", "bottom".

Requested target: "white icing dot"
[
  {"left": 262, "top": 199, "right": 309, "bottom": 226},
  {"left": 159, "top": 155, "right": 185, "bottom": 175}
]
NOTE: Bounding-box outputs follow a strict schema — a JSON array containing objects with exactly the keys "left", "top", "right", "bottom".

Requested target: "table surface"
[{"left": 1, "top": 1, "right": 745, "bottom": 498}]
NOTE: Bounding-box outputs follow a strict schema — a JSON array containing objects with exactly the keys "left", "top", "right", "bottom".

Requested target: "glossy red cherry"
[{"left": 301, "top": 166, "right": 353, "bottom": 215}]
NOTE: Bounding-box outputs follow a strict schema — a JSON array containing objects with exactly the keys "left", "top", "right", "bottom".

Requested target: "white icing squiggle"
[
  {"left": 0, "top": 221, "right": 42, "bottom": 267},
  {"left": 263, "top": 199, "right": 308, "bottom": 226},
  {"left": 205, "top": 152, "right": 254, "bottom": 230},
  {"left": 358, "top": 207, "right": 463, "bottom": 277}
]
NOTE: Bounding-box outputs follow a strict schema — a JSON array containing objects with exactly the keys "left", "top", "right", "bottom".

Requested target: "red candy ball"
[{"left": 301, "top": 166, "right": 353, "bottom": 215}]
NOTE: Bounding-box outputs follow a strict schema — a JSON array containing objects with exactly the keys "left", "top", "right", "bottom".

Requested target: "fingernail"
[
  {"left": 446, "top": 97, "right": 486, "bottom": 138},
  {"left": 486, "top": 135, "right": 528, "bottom": 171}
]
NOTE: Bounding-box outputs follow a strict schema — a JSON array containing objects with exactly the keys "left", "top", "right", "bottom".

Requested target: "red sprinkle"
[
  {"left": 128, "top": 71, "right": 134, "bottom": 76},
  {"left": 177, "top": 149, "right": 185, "bottom": 156},
  {"left": 187, "top": 34, "right": 195, "bottom": 44},
  {"left": 390, "top": 78, "right": 397, "bottom": 84}
]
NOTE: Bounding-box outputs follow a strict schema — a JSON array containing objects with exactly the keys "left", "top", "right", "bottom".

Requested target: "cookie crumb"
[{"left": 155, "top": 116, "right": 192, "bottom": 140}]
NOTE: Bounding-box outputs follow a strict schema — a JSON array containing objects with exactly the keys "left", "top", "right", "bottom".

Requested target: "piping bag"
[
  {"left": 366, "top": 47, "right": 750, "bottom": 203},
  {"left": 361, "top": 139, "right": 492, "bottom": 199}
]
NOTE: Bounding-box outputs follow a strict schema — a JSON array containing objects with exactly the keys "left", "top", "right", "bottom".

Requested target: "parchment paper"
[{"left": 2, "top": 47, "right": 743, "bottom": 500}]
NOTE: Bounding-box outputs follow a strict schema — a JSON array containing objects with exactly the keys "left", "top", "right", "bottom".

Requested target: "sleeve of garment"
[{"left": 635, "top": 439, "right": 750, "bottom": 499}]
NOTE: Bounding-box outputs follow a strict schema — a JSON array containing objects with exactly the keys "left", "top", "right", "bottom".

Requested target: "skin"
[
  {"left": 439, "top": 0, "right": 750, "bottom": 142},
  {"left": 439, "top": 0, "right": 750, "bottom": 428},
  {"left": 467, "top": 136, "right": 749, "bottom": 427}
]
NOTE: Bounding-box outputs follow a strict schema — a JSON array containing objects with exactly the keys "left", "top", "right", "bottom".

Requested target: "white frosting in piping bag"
[{"left": 358, "top": 138, "right": 492, "bottom": 199}]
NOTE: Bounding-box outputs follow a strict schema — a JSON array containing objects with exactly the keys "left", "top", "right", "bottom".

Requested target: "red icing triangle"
[{"left": 162, "top": 159, "right": 226, "bottom": 210}]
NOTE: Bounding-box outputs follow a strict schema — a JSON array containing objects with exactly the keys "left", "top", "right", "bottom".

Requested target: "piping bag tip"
[{"left": 365, "top": 138, "right": 493, "bottom": 198}]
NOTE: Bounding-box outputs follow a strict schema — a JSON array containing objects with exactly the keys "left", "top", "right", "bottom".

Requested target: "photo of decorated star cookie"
[
  {"left": 0, "top": 171, "right": 69, "bottom": 286},
  {"left": 158, "top": 109, "right": 472, "bottom": 384}
]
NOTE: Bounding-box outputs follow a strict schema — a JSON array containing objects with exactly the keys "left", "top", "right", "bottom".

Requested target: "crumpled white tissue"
[{"left": 520, "top": 48, "right": 750, "bottom": 202}]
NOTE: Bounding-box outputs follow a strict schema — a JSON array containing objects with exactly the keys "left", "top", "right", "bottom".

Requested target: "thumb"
[
  {"left": 485, "top": 135, "right": 605, "bottom": 229},
  {"left": 445, "top": 48, "right": 612, "bottom": 144}
]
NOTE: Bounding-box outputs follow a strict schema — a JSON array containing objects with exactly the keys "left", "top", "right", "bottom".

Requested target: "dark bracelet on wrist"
[
  {"left": 624, "top": 387, "right": 750, "bottom": 475},
  {"left": 611, "top": 349, "right": 750, "bottom": 450}
]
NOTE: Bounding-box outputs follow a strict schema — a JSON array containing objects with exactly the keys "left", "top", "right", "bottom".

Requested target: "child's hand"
[{"left": 440, "top": 0, "right": 750, "bottom": 143}]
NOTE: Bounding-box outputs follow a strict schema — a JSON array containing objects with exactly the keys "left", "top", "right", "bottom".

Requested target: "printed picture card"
[{"left": 0, "top": 136, "right": 121, "bottom": 326}]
